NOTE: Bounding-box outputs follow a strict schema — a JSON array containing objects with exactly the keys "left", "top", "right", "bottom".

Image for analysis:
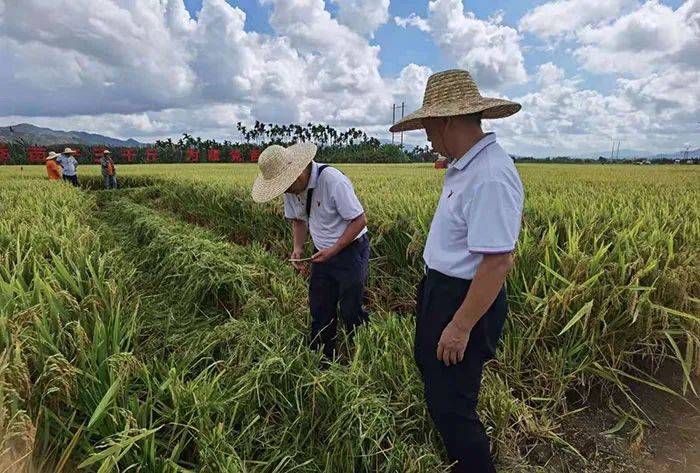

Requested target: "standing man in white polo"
[
  {"left": 390, "top": 69, "right": 524, "bottom": 473},
  {"left": 251, "top": 143, "right": 370, "bottom": 360},
  {"left": 57, "top": 147, "right": 79, "bottom": 187}
]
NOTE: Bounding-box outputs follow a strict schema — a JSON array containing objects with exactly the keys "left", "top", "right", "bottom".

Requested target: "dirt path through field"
[{"left": 643, "top": 383, "right": 700, "bottom": 472}]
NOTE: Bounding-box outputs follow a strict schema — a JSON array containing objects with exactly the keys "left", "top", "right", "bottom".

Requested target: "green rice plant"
[{"left": 0, "top": 163, "right": 697, "bottom": 472}]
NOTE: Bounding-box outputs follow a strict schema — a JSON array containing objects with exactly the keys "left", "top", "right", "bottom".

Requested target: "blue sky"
[
  {"left": 1, "top": 0, "right": 697, "bottom": 156},
  {"left": 178, "top": 0, "right": 658, "bottom": 98}
]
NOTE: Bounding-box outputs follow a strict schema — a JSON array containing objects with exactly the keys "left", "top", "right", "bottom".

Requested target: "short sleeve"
[
  {"left": 466, "top": 180, "right": 523, "bottom": 254},
  {"left": 283, "top": 193, "right": 305, "bottom": 220},
  {"left": 332, "top": 177, "right": 364, "bottom": 220}
]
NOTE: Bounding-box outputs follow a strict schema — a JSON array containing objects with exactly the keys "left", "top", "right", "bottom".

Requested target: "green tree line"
[{"left": 0, "top": 121, "right": 441, "bottom": 165}]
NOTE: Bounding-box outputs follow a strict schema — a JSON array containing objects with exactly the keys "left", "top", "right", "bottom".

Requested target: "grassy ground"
[{"left": 0, "top": 163, "right": 698, "bottom": 472}]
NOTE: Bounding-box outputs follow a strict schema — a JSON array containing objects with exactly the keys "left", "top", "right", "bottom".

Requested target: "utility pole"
[
  {"left": 615, "top": 141, "right": 621, "bottom": 160},
  {"left": 391, "top": 103, "right": 406, "bottom": 146},
  {"left": 400, "top": 102, "right": 405, "bottom": 147}
]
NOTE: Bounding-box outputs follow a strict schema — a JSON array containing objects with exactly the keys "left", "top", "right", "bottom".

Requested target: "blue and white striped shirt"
[{"left": 56, "top": 154, "right": 78, "bottom": 176}]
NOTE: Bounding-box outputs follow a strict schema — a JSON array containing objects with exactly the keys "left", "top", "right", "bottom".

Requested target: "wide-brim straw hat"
[
  {"left": 46, "top": 151, "right": 59, "bottom": 160},
  {"left": 251, "top": 143, "right": 317, "bottom": 203},
  {"left": 63, "top": 147, "right": 77, "bottom": 154},
  {"left": 103, "top": 149, "right": 111, "bottom": 154},
  {"left": 389, "top": 69, "right": 521, "bottom": 133}
]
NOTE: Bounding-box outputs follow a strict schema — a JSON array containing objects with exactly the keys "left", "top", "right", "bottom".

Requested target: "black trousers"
[
  {"left": 62, "top": 174, "right": 78, "bottom": 187},
  {"left": 309, "top": 234, "right": 370, "bottom": 358},
  {"left": 415, "top": 269, "right": 508, "bottom": 473}
]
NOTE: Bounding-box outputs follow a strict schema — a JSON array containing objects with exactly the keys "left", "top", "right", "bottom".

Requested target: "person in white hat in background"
[
  {"left": 56, "top": 147, "right": 79, "bottom": 186},
  {"left": 252, "top": 143, "right": 370, "bottom": 361},
  {"left": 100, "top": 149, "right": 117, "bottom": 189},
  {"left": 390, "top": 69, "right": 524, "bottom": 473},
  {"left": 45, "top": 151, "right": 62, "bottom": 181}
]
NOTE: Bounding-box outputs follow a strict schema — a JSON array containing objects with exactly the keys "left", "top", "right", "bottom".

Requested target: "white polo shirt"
[
  {"left": 423, "top": 133, "right": 524, "bottom": 280},
  {"left": 284, "top": 161, "right": 367, "bottom": 250}
]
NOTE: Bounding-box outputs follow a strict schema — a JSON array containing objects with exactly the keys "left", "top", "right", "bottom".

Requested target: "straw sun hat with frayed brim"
[
  {"left": 251, "top": 143, "right": 318, "bottom": 203},
  {"left": 389, "top": 69, "right": 521, "bottom": 133},
  {"left": 46, "top": 151, "right": 59, "bottom": 160},
  {"left": 63, "top": 147, "right": 77, "bottom": 154}
]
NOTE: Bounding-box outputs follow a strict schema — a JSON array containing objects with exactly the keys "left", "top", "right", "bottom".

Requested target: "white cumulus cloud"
[
  {"left": 0, "top": 0, "right": 418, "bottom": 134},
  {"left": 519, "top": 0, "right": 636, "bottom": 39},
  {"left": 497, "top": 0, "right": 700, "bottom": 156},
  {"left": 394, "top": 13, "right": 430, "bottom": 32},
  {"left": 536, "top": 63, "right": 565, "bottom": 86},
  {"left": 331, "top": 0, "right": 390, "bottom": 37},
  {"left": 491, "top": 66, "right": 697, "bottom": 157},
  {"left": 395, "top": 0, "right": 528, "bottom": 89},
  {"left": 575, "top": 0, "right": 699, "bottom": 74}
]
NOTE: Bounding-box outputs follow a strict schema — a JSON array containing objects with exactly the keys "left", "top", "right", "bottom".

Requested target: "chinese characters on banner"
[
  {"left": 186, "top": 148, "right": 200, "bottom": 163},
  {"left": 145, "top": 148, "right": 158, "bottom": 163},
  {"left": 207, "top": 149, "right": 220, "bottom": 162},
  {"left": 28, "top": 147, "right": 47, "bottom": 164},
  {"left": 230, "top": 150, "right": 242, "bottom": 162},
  {"left": 12, "top": 146, "right": 274, "bottom": 164},
  {"left": 0, "top": 146, "right": 9, "bottom": 164},
  {"left": 121, "top": 148, "right": 135, "bottom": 163}
]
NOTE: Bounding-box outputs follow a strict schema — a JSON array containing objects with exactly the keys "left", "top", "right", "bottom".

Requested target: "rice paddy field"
[{"left": 0, "top": 163, "right": 698, "bottom": 472}]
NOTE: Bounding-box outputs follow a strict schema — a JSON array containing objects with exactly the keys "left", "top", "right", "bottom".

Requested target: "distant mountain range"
[
  {"left": 0, "top": 123, "right": 144, "bottom": 147},
  {"left": 573, "top": 148, "right": 700, "bottom": 160}
]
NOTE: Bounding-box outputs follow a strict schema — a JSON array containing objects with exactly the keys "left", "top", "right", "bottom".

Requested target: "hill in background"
[{"left": 0, "top": 123, "right": 144, "bottom": 147}]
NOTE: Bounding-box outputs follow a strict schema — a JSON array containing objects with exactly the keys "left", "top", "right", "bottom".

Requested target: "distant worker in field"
[
  {"left": 45, "top": 151, "right": 62, "bottom": 180},
  {"left": 389, "top": 69, "right": 524, "bottom": 473},
  {"left": 100, "top": 149, "right": 118, "bottom": 189},
  {"left": 57, "top": 147, "right": 79, "bottom": 187},
  {"left": 251, "top": 143, "right": 370, "bottom": 361}
]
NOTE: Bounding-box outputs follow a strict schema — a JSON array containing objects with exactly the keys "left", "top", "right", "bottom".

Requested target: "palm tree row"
[
  {"left": 153, "top": 122, "right": 381, "bottom": 152},
  {"left": 235, "top": 121, "right": 378, "bottom": 148}
]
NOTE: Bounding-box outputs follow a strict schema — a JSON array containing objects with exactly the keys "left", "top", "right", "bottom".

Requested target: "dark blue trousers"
[
  {"left": 309, "top": 234, "right": 370, "bottom": 359},
  {"left": 62, "top": 174, "right": 78, "bottom": 187},
  {"left": 415, "top": 269, "right": 508, "bottom": 473}
]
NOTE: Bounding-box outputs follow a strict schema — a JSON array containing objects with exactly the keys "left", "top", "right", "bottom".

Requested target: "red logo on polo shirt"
[
  {"left": 317, "top": 201, "right": 321, "bottom": 206},
  {"left": 447, "top": 190, "right": 454, "bottom": 199}
]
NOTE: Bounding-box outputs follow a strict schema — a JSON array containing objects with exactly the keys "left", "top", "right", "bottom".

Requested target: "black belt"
[
  {"left": 352, "top": 233, "right": 368, "bottom": 246},
  {"left": 424, "top": 266, "right": 471, "bottom": 283},
  {"left": 314, "top": 233, "right": 367, "bottom": 254}
]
